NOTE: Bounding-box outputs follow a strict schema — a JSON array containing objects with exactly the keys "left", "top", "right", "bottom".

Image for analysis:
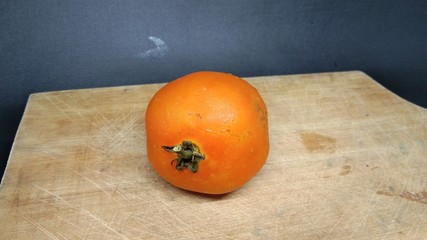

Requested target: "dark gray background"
[{"left": 1, "top": 0, "right": 426, "bottom": 180}]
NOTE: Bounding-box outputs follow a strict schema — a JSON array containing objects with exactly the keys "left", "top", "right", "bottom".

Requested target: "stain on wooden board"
[
  {"left": 376, "top": 190, "right": 427, "bottom": 204},
  {"left": 339, "top": 164, "right": 352, "bottom": 176},
  {"left": 300, "top": 132, "right": 336, "bottom": 153}
]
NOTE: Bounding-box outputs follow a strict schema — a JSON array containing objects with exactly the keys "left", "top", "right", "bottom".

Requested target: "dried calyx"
[{"left": 162, "top": 140, "right": 205, "bottom": 173}]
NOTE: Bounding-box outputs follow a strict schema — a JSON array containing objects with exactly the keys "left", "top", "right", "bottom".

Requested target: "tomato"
[{"left": 145, "top": 71, "right": 269, "bottom": 194}]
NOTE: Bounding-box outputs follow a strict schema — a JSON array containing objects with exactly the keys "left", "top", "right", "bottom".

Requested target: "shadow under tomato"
[{"left": 176, "top": 188, "right": 233, "bottom": 200}]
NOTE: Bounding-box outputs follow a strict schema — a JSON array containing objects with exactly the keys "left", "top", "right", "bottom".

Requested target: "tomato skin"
[{"left": 145, "top": 71, "right": 269, "bottom": 194}]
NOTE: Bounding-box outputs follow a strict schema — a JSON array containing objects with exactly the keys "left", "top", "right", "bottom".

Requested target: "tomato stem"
[{"left": 162, "top": 141, "right": 205, "bottom": 173}]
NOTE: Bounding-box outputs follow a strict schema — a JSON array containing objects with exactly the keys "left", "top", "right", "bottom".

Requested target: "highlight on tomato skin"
[{"left": 145, "top": 71, "right": 269, "bottom": 194}]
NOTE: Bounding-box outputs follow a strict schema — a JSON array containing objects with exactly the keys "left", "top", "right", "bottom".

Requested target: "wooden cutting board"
[{"left": 0, "top": 71, "right": 426, "bottom": 239}]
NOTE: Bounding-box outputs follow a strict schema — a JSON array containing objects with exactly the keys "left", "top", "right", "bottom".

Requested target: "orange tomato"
[{"left": 145, "top": 71, "right": 269, "bottom": 194}]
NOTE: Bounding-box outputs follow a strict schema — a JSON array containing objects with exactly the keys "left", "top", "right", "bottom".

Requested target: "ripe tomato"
[{"left": 145, "top": 71, "right": 269, "bottom": 194}]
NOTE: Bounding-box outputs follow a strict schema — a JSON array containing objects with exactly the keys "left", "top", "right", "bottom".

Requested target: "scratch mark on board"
[
  {"left": 54, "top": 214, "right": 85, "bottom": 240},
  {"left": 8, "top": 201, "right": 59, "bottom": 239},
  {"left": 69, "top": 168, "right": 124, "bottom": 205},
  {"left": 359, "top": 183, "right": 382, "bottom": 230},
  {"left": 56, "top": 232, "right": 71, "bottom": 240},
  {"left": 127, "top": 213, "right": 175, "bottom": 238},
  {"left": 32, "top": 183, "right": 130, "bottom": 240},
  {"left": 410, "top": 207, "right": 426, "bottom": 240}
]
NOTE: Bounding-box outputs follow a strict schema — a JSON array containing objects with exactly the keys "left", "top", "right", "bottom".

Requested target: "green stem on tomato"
[{"left": 162, "top": 140, "right": 205, "bottom": 173}]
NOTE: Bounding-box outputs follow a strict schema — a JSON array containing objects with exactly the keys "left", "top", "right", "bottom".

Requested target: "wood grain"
[{"left": 1, "top": 71, "right": 426, "bottom": 239}]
